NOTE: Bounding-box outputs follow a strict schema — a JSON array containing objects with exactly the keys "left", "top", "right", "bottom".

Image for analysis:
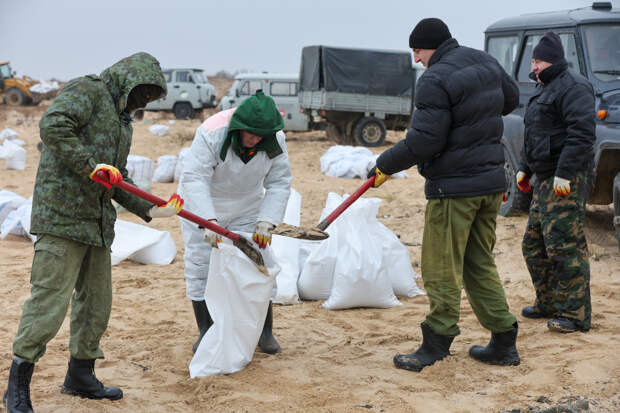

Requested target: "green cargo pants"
[
  {"left": 421, "top": 193, "right": 517, "bottom": 337},
  {"left": 13, "top": 234, "right": 112, "bottom": 364}
]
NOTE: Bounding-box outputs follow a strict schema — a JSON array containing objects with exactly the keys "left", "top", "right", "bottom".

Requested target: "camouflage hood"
[{"left": 100, "top": 52, "right": 167, "bottom": 113}]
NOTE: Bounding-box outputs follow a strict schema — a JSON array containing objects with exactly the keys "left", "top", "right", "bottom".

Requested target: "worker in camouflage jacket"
[
  {"left": 516, "top": 32, "right": 595, "bottom": 334},
  {"left": 3, "top": 52, "right": 184, "bottom": 413}
]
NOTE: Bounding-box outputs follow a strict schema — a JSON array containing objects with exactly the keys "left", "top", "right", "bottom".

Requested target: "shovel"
[
  {"left": 95, "top": 171, "right": 265, "bottom": 268},
  {"left": 315, "top": 175, "right": 376, "bottom": 231}
]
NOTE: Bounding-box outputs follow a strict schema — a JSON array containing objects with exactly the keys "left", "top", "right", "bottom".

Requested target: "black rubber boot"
[
  {"left": 258, "top": 301, "right": 281, "bottom": 354},
  {"left": 547, "top": 317, "right": 581, "bottom": 333},
  {"left": 61, "top": 357, "right": 122, "bottom": 400},
  {"left": 192, "top": 300, "right": 213, "bottom": 354},
  {"left": 521, "top": 305, "right": 553, "bottom": 319},
  {"left": 469, "top": 322, "right": 520, "bottom": 366},
  {"left": 393, "top": 323, "right": 454, "bottom": 372},
  {"left": 3, "top": 357, "right": 34, "bottom": 413}
]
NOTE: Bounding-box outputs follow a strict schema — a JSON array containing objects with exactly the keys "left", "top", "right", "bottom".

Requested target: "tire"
[
  {"left": 173, "top": 102, "right": 194, "bottom": 119},
  {"left": 5, "top": 88, "right": 25, "bottom": 106},
  {"left": 499, "top": 144, "right": 531, "bottom": 217},
  {"left": 354, "top": 117, "right": 386, "bottom": 147},
  {"left": 613, "top": 172, "right": 620, "bottom": 249}
]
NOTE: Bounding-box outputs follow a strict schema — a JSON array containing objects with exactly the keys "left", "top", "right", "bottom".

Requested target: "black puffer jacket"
[
  {"left": 519, "top": 61, "right": 595, "bottom": 180},
  {"left": 376, "top": 38, "right": 519, "bottom": 199}
]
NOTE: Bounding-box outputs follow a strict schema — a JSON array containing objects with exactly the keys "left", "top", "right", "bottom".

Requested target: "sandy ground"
[{"left": 0, "top": 94, "right": 619, "bottom": 413}]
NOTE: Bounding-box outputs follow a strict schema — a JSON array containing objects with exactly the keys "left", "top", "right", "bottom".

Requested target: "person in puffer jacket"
[
  {"left": 516, "top": 32, "right": 595, "bottom": 334},
  {"left": 179, "top": 90, "right": 292, "bottom": 356}
]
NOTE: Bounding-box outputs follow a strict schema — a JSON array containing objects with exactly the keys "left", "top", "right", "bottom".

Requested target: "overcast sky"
[{"left": 1, "top": 0, "right": 617, "bottom": 81}]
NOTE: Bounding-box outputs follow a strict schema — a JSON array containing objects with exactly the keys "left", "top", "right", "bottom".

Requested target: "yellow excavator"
[{"left": 0, "top": 61, "right": 57, "bottom": 106}]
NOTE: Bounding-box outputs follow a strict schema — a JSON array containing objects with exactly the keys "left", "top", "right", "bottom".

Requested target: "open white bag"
[
  {"left": 189, "top": 237, "right": 280, "bottom": 378},
  {"left": 110, "top": 219, "right": 177, "bottom": 265}
]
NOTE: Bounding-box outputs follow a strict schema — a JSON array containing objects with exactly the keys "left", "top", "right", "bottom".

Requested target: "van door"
[
  {"left": 145, "top": 70, "right": 173, "bottom": 110},
  {"left": 237, "top": 79, "right": 264, "bottom": 108},
  {"left": 175, "top": 70, "right": 201, "bottom": 109},
  {"left": 269, "top": 80, "right": 308, "bottom": 131}
]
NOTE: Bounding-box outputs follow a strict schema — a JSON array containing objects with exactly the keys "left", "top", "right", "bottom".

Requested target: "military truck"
[
  {"left": 0, "top": 61, "right": 56, "bottom": 105},
  {"left": 485, "top": 1, "right": 620, "bottom": 247},
  {"left": 298, "top": 46, "right": 416, "bottom": 147},
  {"left": 143, "top": 68, "right": 217, "bottom": 119}
]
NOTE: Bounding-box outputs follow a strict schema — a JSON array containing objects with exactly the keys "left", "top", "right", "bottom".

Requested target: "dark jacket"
[
  {"left": 376, "top": 38, "right": 519, "bottom": 199},
  {"left": 519, "top": 61, "right": 595, "bottom": 180},
  {"left": 31, "top": 53, "right": 167, "bottom": 248}
]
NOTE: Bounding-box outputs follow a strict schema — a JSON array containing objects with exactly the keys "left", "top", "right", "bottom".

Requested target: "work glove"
[
  {"left": 553, "top": 176, "right": 571, "bottom": 196},
  {"left": 148, "top": 193, "right": 184, "bottom": 218},
  {"left": 202, "top": 220, "right": 222, "bottom": 248},
  {"left": 89, "top": 164, "right": 122, "bottom": 189},
  {"left": 367, "top": 165, "right": 391, "bottom": 188},
  {"left": 253, "top": 221, "right": 274, "bottom": 249},
  {"left": 516, "top": 171, "right": 531, "bottom": 193}
]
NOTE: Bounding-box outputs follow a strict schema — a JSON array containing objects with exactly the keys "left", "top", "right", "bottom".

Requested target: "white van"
[{"left": 220, "top": 73, "right": 309, "bottom": 131}]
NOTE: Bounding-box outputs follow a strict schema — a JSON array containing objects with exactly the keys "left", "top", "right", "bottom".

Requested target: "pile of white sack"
[
  {"left": 29, "top": 80, "right": 59, "bottom": 94},
  {"left": 0, "top": 128, "right": 27, "bottom": 170},
  {"left": 148, "top": 124, "right": 169, "bottom": 136},
  {"left": 0, "top": 190, "right": 177, "bottom": 266},
  {"left": 151, "top": 147, "right": 191, "bottom": 183},
  {"left": 320, "top": 145, "right": 408, "bottom": 179}
]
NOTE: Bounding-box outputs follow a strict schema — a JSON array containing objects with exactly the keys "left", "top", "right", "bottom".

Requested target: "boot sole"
[{"left": 61, "top": 386, "right": 123, "bottom": 401}]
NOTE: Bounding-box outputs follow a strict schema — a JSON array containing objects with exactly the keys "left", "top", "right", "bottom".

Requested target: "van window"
[
  {"left": 240, "top": 80, "right": 262, "bottom": 95},
  {"left": 176, "top": 71, "right": 191, "bottom": 83},
  {"left": 487, "top": 36, "right": 519, "bottom": 75},
  {"left": 517, "top": 33, "right": 581, "bottom": 82},
  {"left": 270, "top": 82, "right": 298, "bottom": 96},
  {"left": 163, "top": 71, "right": 172, "bottom": 82}
]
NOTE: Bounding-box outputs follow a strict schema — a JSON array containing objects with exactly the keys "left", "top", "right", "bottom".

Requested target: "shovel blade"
[
  {"left": 233, "top": 237, "right": 265, "bottom": 268},
  {"left": 271, "top": 223, "right": 329, "bottom": 241}
]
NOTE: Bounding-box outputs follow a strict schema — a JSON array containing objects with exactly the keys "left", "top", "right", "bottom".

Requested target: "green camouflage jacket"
[{"left": 31, "top": 52, "right": 167, "bottom": 248}]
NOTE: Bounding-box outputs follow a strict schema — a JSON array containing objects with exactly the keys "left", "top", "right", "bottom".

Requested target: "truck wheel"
[
  {"left": 613, "top": 172, "right": 620, "bottom": 249},
  {"left": 6, "top": 88, "right": 25, "bottom": 106},
  {"left": 174, "top": 102, "right": 194, "bottom": 119},
  {"left": 354, "top": 117, "right": 386, "bottom": 146},
  {"left": 499, "top": 144, "right": 531, "bottom": 217}
]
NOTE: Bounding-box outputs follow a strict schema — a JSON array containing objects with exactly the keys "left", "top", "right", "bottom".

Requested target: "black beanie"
[
  {"left": 409, "top": 18, "right": 452, "bottom": 49},
  {"left": 532, "top": 32, "right": 564, "bottom": 64}
]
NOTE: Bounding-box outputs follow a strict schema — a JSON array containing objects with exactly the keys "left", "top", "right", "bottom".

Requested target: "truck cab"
[
  {"left": 144, "top": 68, "right": 217, "bottom": 119},
  {"left": 485, "top": 2, "right": 620, "bottom": 247},
  {"left": 220, "top": 73, "right": 309, "bottom": 131}
]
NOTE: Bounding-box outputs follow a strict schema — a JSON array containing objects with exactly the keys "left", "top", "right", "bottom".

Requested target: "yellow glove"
[
  {"left": 367, "top": 166, "right": 391, "bottom": 188},
  {"left": 253, "top": 221, "right": 274, "bottom": 249},
  {"left": 148, "top": 193, "right": 184, "bottom": 218},
  {"left": 553, "top": 176, "right": 571, "bottom": 196},
  {"left": 89, "top": 164, "right": 122, "bottom": 189}
]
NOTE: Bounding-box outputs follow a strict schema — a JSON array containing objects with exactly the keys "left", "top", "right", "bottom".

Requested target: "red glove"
[
  {"left": 516, "top": 171, "right": 531, "bottom": 193},
  {"left": 89, "top": 164, "right": 122, "bottom": 189}
]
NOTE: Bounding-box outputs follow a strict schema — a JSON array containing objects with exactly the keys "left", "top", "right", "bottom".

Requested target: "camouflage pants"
[
  {"left": 13, "top": 234, "right": 112, "bottom": 363},
  {"left": 522, "top": 171, "right": 592, "bottom": 331}
]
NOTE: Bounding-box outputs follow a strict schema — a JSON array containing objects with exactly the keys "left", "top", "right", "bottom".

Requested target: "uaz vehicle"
[
  {"left": 143, "top": 68, "right": 217, "bottom": 119},
  {"left": 485, "top": 2, "right": 620, "bottom": 247}
]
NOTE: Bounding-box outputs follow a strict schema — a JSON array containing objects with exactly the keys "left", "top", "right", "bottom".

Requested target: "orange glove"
[
  {"left": 253, "top": 221, "right": 274, "bottom": 249},
  {"left": 148, "top": 193, "right": 184, "bottom": 218},
  {"left": 516, "top": 171, "right": 531, "bottom": 193},
  {"left": 89, "top": 164, "right": 122, "bottom": 189},
  {"left": 553, "top": 177, "right": 571, "bottom": 196}
]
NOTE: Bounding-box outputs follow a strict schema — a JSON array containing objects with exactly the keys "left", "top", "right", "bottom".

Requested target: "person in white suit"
[{"left": 179, "top": 91, "right": 292, "bottom": 355}]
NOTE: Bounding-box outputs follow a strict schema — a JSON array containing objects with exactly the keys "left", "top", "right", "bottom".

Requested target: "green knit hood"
[{"left": 220, "top": 90, "right": 284, "bottom": 162}]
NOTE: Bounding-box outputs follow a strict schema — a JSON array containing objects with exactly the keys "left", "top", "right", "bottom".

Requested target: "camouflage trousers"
[
  {"left": 522, "top": 171, "right": 592, "bottom": 331},
  {"left": 13, "top": 234, "right": 112, "bottom": 363}
]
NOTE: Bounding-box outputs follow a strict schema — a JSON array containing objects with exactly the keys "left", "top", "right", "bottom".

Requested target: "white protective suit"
[{"left": 178, "top": 109, "right": 292, "bottom": 300}]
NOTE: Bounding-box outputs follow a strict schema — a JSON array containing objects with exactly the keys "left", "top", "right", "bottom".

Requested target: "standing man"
[
  {"left": 179, "top": 90, "right": 292, "bottom": 355},
  {"left": 516, "top": 32, "right": 595, "bottom": 333},
  {"left": 368, "top": 18, "right": 521, "bottom": 371},
  {"left": 3, "top": 52, "right": 183, "bottom": 413}
]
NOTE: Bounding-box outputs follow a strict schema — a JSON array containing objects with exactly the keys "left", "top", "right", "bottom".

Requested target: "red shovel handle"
[
  {"left": 95, "top": 171, "right": 240, "bottom": 242},
  {"left": 316, "top": 175, "right": 375, "bottom": 231}
]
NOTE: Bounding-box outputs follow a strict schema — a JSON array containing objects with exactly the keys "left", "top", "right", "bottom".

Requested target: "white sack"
[
  {"left": 0, "top": 190, "right": 28, "bottom": 226},
  {"left": 0, "top": 140, "right": 26, "bottom": 170},
  {"left": 152, "top": 155, "right": 177, "bottom": 183},
  {"left": 148, "top": 124, "right": 169, "bottom": 136},
  {"left": 0, "top": 200, "right": 35, "bottom": 242},
  {"left": 173, "top": 147, "right": 191, "bottom": 182},
  {"left": 189, "top": 238, "right": 280, "bottom": 378},
  {"left": 29, "top": 80, "right": 59, "bottom": 94},
  {"left": 0, "top": 128, "right": 18, "bottom": 141},
  {"left": 271, "top": 189, "right": 302, "bottom": 305},
  {"left": 126, "top": 154, "right": 154, "bottom": 182},
  {"left": 322, "top": 194, "right": 401, "bottom": 310},
  {"left": 319, "top": 145, "right": 408, "bottom": 179},
  {"left": 110, "top": 219, "right": 177, "bottom": 265}
]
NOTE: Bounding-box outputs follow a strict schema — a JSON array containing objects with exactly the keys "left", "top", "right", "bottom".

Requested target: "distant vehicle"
[
  {"left": 0, "top": 61, "right": 57, "bottom": 106},
  {"left": 485, "top": 1, "right": 620, "bottom": 247},
  {"left": 220, "top": 73, "right": 310, "bottom": 131},
  {"left": 143, "top": 68, "right": 217, "bottom": 119},
  {"left": 298, "top": 45, "right": 417, "bottom": 147}
]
